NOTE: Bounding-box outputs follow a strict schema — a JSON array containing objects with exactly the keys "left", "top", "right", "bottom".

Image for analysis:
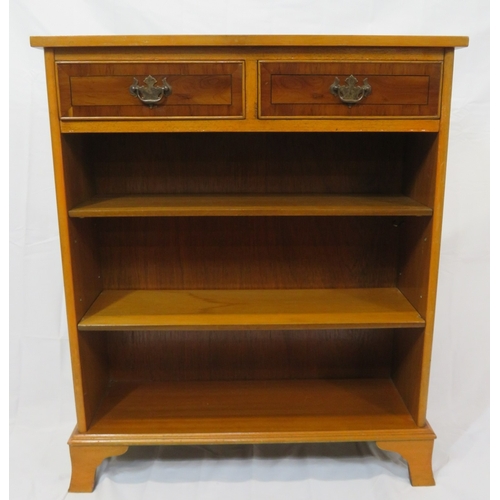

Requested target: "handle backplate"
[
  {"left": 130, "top": 75, "right": 172, "bottom": 107},
  {"left": 329, "top": 75, "right": 371, "bottom": 107}
]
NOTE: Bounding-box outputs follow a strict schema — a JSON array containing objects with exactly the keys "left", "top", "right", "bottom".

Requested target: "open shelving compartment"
[
  {"left": 30, "top": 33, "right": 469, "bottom": 492},
  {"left": 62, "top": 131, "right": 438, "bottom": 447}
]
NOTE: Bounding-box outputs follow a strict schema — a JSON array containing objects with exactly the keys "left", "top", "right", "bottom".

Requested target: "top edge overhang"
[{"left": 30, "top": 35, "right": 469, "bottom": 49}]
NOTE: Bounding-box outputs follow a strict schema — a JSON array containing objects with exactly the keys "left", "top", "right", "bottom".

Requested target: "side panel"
[
  {"left": 396, "top": 49, "right": 455, "bottom": 425},
  {"left": 44, "top": 49, "right": 105, "bottom": 432}
]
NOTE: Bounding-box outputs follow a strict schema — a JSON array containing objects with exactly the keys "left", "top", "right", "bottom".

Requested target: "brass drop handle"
[
  {"left": 129, "top": 75, "right": 172, "bottom": 107},
  {"left": 329, "top": 75, "right": 371, "bottom": 106}
]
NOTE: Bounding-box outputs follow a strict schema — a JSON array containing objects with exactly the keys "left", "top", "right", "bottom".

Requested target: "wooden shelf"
[
  {"left": 78, "top": 288, "right": 424, "bottom": 331},
  {"left": 69, "top": 194, "right": 432, "bottom": 217},
  {"left": 83, "top": 378, "right": 435, "bottom": 444},
  {"left": 34, "top": 35, "right": 464, "bottom": 490}
]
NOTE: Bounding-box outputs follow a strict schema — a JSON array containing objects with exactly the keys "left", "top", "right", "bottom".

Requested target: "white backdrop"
[{"left": 10, "top": 1, "right": 489, "bottom": 499}]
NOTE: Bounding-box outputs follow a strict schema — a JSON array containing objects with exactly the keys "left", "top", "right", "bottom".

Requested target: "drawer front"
[
  {"left": 259, "top": 61, "right": 442, "bottom": 118},
  {"left": 57, "top": 62, "right": 244, "bottom": 119}
]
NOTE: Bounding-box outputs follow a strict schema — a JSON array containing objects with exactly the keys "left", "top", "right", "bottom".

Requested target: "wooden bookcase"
[{"left": 30, "top": 35, "right": 468, "bottom": 492}]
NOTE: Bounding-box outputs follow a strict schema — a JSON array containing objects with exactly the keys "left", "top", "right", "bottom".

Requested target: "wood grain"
[
  {"left": 400, "top": 48, "right": 458, "bottom": 427},
  {"left": 97, "top": 217, "right": 400, "bottom": 290},
  {"left": 87, "top": 379, "right": 427, "bottom": 440},
  {"left": 87, "top": 132, "right": 406, "bottom": 195},
  {"left": 43, "top": 49, "right": 102, "bottom": 432},
  {"left": 402, "top": 133, "right": 439, "bottom": 208},
  {"left": 68, "top": 442, "right": 128, "bottom": 492},
  {"left": 376, "top": 440, "right": 435, "bottom": 486},
  {"left": 57, "top": 62, "right": 243, "bottom": 118},
  {"left": 392, "top": 328, "right": 425, "bottom": 423},
  {"left": 106, "top": 329, "right": 395, "bottom": 381},
  {"left": 398, "top": 218, "right": 433, "bottom": 318},
  {"left": 51, "top": 47, "right": 446, "bottom": 63},
  {"left": 30, "top": 34, "right": 469, "bottom": 48},
  {"left": 260, "top": 62, "right": 442, "bottom": 118},
  {"left": 32, "top": 36, "right": 465, "bottom": 488},
  {"left": 69, "top": 194, "right": 432, "bottom": 217},
  {"left": 78, "top": 288, "right": 424, "bottom": 331},
  {"left": 60, "top": 118, "right": 441, "bottom": 133},
  {"left": 77, "top": 332, "right": 109, "bottom": 434}
]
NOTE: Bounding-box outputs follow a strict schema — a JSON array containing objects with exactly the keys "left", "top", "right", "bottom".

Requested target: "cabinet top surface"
[{"left": 30, "top": 34, "right": 469, "bottom": 48}]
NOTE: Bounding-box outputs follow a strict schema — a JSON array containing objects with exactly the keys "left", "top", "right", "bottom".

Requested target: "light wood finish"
[
  {"left": 61, "top": 118, "right": 441, "bottom": 133},
  {"left": 72, "top": 421, "right": 435, "bottom": 446},
  {"left": 376, "top": 440, "right": 435, "bottom": 486},
  {"left": 86, "top": 379, "right": 434, "bottom": 442},
  {"left": 43, "top": 51, "right": 103, "bottom": 431},
  {"left": 69, "top": 194, "right": 432, "bottom": 217},
  {"left": 33, "top": 35, "right": 465, "bottom": 490},
  {"left": 68, "top": 441, "right": 129, "bottom": 492},
  {"left": 397, "top": 50, "right": 457, "bottom": 426},
  {"left": 30, "top": 35, "right": 469, "bottom": 48},
  {"left": 51, "top": 47, "right": 446, "bottom": 62},
  {"left": 30, "top": 38, "right": 466, "bottom": 133},
  {"left": 78, "top": 288, "right": 424, "bottom": 331},
  {"left": 76, "top": 332, "right": 109, "bottom": 433},
  {"left": 392, "top": 328, "right": 425, "bottom": 424}
]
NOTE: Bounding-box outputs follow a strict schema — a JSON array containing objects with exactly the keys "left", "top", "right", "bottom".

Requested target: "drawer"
[
  {"left": 57, "top": 62, "right": 244, "bottom": 119},
  {"left": 259, "top": 61, "right": 442, "bottom": 118}
]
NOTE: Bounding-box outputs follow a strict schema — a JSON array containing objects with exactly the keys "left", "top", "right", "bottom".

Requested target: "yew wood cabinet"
[{"left": 30, "top": 35, "right": 468, "bottom": 492}]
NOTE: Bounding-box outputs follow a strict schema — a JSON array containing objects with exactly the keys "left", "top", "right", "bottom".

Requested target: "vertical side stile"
[
  {"left": 43, "top": 48, "right": 89, "bottom": 431},
  {"left": 416, "top": 48, "right": 456, "bottom": 426}
]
